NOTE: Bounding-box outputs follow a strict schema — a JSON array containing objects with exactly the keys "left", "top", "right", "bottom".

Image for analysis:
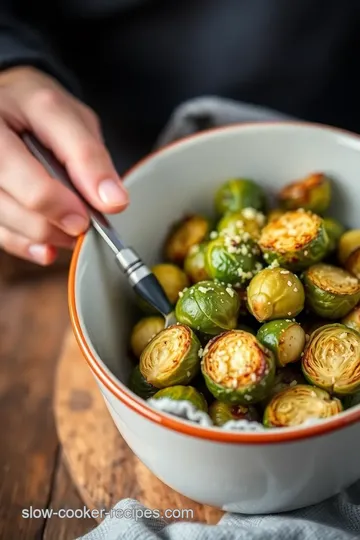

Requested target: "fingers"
[
  {"left": 0, "top": 122, "right": 90, "bottom": 237},
  {"left": 24, "top": 89, "right": 129, "bottom": 214},
  {"left": 0, "top": 226, "right": 57, "bottom": 266},
  {"left": 0, "top": 189, "right": 75, "bottom": 248}
]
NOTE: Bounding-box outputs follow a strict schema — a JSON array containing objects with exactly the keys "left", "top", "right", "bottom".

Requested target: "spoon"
[{"left": 21, "top": 132, "right": 177, "bottom": 328}]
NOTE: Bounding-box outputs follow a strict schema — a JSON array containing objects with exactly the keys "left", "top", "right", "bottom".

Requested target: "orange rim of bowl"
[{"left": 68, "top": 120, "right": 360, "bottom": 444}]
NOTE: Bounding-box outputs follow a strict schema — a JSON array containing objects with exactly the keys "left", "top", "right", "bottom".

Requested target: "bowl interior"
[{"left": 74, "top": 123, "right": 360, "bottom": 418}]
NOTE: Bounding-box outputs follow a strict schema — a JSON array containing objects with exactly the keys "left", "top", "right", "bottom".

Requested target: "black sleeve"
[{"left": 0, "top": 2, "right": 80, "bottom": 96}]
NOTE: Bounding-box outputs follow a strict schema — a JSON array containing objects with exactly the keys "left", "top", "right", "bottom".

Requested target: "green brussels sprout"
[
  {"left": 140, "top": 324, "right": 201, "bottom": 388},
  {"left": 301, "top": 323, "right": 360, "bottom": 395},
  {"left": 267, "top": 208, "right": 286, "bottom": 222},
  {"left": 302, "top": 263, "right": 360, "bottom": 319},
  {"left": 257, "top": 319, "right": 306, "bottom": 368},
  {"left": 214, "top": 178, "right": 267, "bottom": 215},
  {"left": 263, "top": 384, "right": 343, "bottom": 428},
  {"left": 278, "top": 172, "right": 331, "bottom": 214},
  {"left": 175, "top": 280, "right": 240, "bottom": 335},
  {"left": 247, "top": 267, "right": 305, "bottom": 322},
  {"left": 130, "top": 316, "right": 165, "bottom": 359},
  {"left": 343, "top": 391, "right": 360, "bottom": 410},
  {"left": 151, "top": 385, "right": 208, "bottom": 412},
  {"left": 338, "top": 229, "right": 360, "bottom": 279},
  {"left": 152, "top": 264, "right": 189, "bottom": 305},
  {"left": 217, "top": 208, "right": 266, "bottom": 240},
  {"left": 341, "top": 305, "right": 360, "bottom": 334},
  {"left": 260, "top": 365, "right": 307, "bottom": 408},
  {"left": 209, "top": 400, "right": 260, "bottom": 426},
  {"left": 259, "top": 209, "right": 329, "bottom": 271},
  {"left": 164, "top": 214, "right": 210, "bottom": 264},
  {"left": 323, "top": 218, "right": 345, "bottom": 254},
  {"left": 201, "top": 329, "right": 276, "bottom": 405},
  {"left": 129, "top": 365, "right": 158, "bottom": 400},
  {"left": 184, "top": 243, "right": 210, "bottom": 283},
  {"left": 204, "top": 234, "right": 263, "bottom": 286}
]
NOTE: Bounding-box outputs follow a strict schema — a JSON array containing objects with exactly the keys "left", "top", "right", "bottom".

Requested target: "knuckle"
[
  {"left": 76, "top": 139, "right": 105, "bottom": 163},
  {"left": 24, "top": 183, "right": 54, "bottom": 213},
  {"left": 30, "top": 88, "right": 63, "bottom": 111},
  {"left": 32, "top": 221, "right": 52, "bottom": 243}
]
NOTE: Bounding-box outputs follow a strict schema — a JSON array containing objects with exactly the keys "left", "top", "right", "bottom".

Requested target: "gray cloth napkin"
[{"left": 78, "top": 97, "right": 360, "bottom": 540}]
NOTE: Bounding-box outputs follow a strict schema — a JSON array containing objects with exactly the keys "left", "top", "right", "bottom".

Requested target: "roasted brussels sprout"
[
  {"left": 152, "top": 264, "right": 189, "bottom": 305},
  {"left": 214, "top": 178, "right": 267, "bottom": 215},
  {"left": 302, "top": 264, "right": 360, "bottom": 319},
  {"left": 260, "top": 365, "right": 306, "bottom": 408},
  {"left": 209, "top": 400, "right": 259, "bottom": 426},
  {"left": 278, "top": 172, "right": 331, "bottom": 214},
  {"left": 259, "top": 209, "right": 329, "bottom": 271},
  {"left": 257, "top": 319, "right": 306, "bottom": 368},
  {"left": 140, "top": 324, "right": 201, "bottom": 388},
  {"left": 302, "top": 323, "right": 360, "bottom": 395},
  {"left": 323, "top": 218, "right": 345, "bottom": 254},
  {"left": 164, "top": 215, "right": 210, "bottom": 264},
  {"left": 217, "top": 208, "right": 266, "bottom": 239},
  {"left": 338, "top": 229, "right": 360, "bottom": 279},
  {"left": 263, "top": 385, "right": 343, "bottom": 428},
  {"left": 341, "top": 305, "right": 360, "bottom": 334},
  {"left": 151, "top": 385, "right": 208, "bottom": 412},
  {"left": 184, "top": 243, "right": 209, "bottom": 283},
  {"left": 175, "top": 280, "right": 240, "bottom": 335},
  {"left": 130, "top": 316, "right": 165, "bottom": 359},
  {"left": 204, "top": 235, "right": 263, "bottom": 286},
  {"left": 201, "top": 330, "right": 276, "bottom": 405},
  {"left": 129, "top": 365, "right": 158, "bottom": 399},
  {"left": 267, "top": 208, "right": 285, "bottom": 222},
  {"left": 343, "top": 392, "right": 360, "bottom": 410},
  {"left": 247, "top": 267, "right": 305, "bottom": 322}
]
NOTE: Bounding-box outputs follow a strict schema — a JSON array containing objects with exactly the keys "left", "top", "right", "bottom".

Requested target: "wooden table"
[{"left": 0, "top": 255, "right": 96, "bottom": 539}]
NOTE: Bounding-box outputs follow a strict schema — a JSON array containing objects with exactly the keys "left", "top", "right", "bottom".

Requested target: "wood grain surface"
[{"left": 54, "top": 329, "right": 224, "bottom": 526}]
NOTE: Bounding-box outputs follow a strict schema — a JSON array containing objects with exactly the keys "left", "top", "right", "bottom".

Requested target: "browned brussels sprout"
[
  {"left": 129, "top": 365, "right": 158, "bottom": 400},
  {"left": 217, "top": 208, "right": 266, "bottom": 239},
  {"left": 341, "top": 305, "right": 360, "bottom": 334},
  {"left": 214, "top": 178, "right": 267, "bottom": 215},
  {"left": 209, "top": 400, "right": 259, "bottom": 426},
  {"left": 140, "top": 324, "right": 201, "bottom": 388},
  {"left": 257, "top": 319, "right": 306, "bottom": 367},
  {"left": 302, "top": 323, "right": 360, "bottom": 395},
  {"left": 184, "top": 243, "right": 210, "bottom": 283},
  {"left": 151, "top": 385, "right": 208, "bottom": 412},
  {"left": 259, "top": 209, "right": 329, "bottom": 271},
  {"left": 278, "top": 172, "right": 331, "bottom": 215},
  {"left": 130, "top": 316, "right": 165, "bottom": 359},
  {"left": 338, "top": 229, "right": 360, "bottom": 279},
  {"left": 247, "top": 267, "right": 305, "bottom": 322},
  {"left": 164, "top": 215, "right": 210, "bottom": 264},
  {"left": 263, "top": 385, "right": 343, "bottom": 428},
  {"left": 152, "top": 264, "right": 189, "bottom": 305},
  {"left": 201, "top": 329, "right": 276, "bottom": 405}
]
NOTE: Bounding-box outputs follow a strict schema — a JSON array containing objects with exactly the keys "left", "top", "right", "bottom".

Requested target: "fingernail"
[
  {"left": 98, "top": 179, "right": 128, "bottom": 206},
  {"left": 28, "top": 244, "right": 49, "bottom": 264},
  {"left": 61, "top": 214, "right": 89, "bottom": 235}
]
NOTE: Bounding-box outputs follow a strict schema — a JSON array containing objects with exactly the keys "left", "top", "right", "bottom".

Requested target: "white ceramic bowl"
[{"left": 69, "top": 122, "right": 360, "bottom": 514}]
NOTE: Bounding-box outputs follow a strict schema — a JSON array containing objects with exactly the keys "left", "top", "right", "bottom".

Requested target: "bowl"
[{"left": 69, "top": 122, "right": 360, "bottom": 514}]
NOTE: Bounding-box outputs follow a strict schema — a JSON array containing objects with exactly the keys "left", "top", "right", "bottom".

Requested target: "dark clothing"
[{"left": 1, "top": 0, "right": 360, "bottom": 172}]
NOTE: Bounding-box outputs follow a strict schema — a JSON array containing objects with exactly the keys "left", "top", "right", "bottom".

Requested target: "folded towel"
[{"left": 78, "top": 97, "right": 360, "bottom": 540}]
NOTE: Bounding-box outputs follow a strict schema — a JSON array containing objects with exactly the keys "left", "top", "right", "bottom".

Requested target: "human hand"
[{"left": 0, "top": 66, "right": 128, "bottom": 265}]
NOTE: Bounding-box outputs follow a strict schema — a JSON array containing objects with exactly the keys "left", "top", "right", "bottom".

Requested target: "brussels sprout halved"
[
  {"left": 130, "top": 316, "right": 165, "bottom": 359},
  {"left": 164, "top": 215, "right": 210, "bottom": 264},
  {"left": 175, "top": 280, "right": 240, "bottom": 335},
  {"left": 214, "top": 178, "right": 267, "bottom": 215},
  {"left": 278, "top": 172, "right": 331, "bottom": 214},
  {"left": 341, "top": 305, "right": 360, "bottom": 334},
  {"left": 260, "top": 365, "right": 306, "bottom": 409},
  {"left": 151, "top": 385, "right": 208, "bottom": 412},
  {"left": 302, "top": 264, "right": 360, "bottom": 319},
  {"left": 301, "top": 323, "right": 360, "bottom": 395},
  {"left": 338, "top": 230, "right": 360, "bottom": 279},
  {"left": 140, "top": 324, "right": 201, "bottom": 388},
  {"left": 247, "top": 267, "right": 305, "bottom": 322},
  {"left": 204, "top": 234, "right": 263, "bottom": 286},
  {"left": 129, "top": 365, "right": 158, "bottom": 400},
  {"left": 184, "top": 243, "right": 209, "bottom": 283},
  {"left": 209, "top": 400, "right": 260, "bottom": 426},
  {"left": 151, "top": 264, "right": 189, "bottom": 305},
  {"left": 217, "top": 208, "right": 266, "bottom": 239},
  {"left": 263, "top": 384, "right": 343, "bottom": 428},
  {"left": 257, "top": 319, "right": 306, "bottom": 367},
  {"left": 323, "top": 218, "right": 345, "bottom": 254},
  {"left": 258, "top": 209, "right": 329, "bottom": 271},
  {"left": 201, "top": 330, "right": 276, "bottom": 405}
]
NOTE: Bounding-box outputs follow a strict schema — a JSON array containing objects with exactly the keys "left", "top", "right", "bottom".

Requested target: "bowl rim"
[{"left": 68, "top": 120, "right": 360, "bottom": 444}]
